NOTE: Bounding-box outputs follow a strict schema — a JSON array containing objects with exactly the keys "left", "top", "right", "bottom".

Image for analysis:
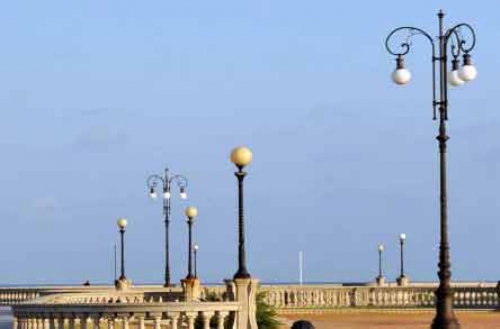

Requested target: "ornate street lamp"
[
  {"left": 385, "top": 10, "right": 477, "bottom": 328},
  {"left": 376, "top": 244, "right": 385, "bottom": 286},
  {"left": 185, "top": 206, "right": 198, "bottom": 280},
  {"left": 194, "top": 244, "right": 199, "bottom": 278},
  {"left": 116, "top": 218, "right": 128, "bottom": 281},
  {"left": 230, "top": 146, "right": 253, "bottom": 279},
  {"left": 397, "top": 233, "right": 408, "bottom": 286},
  {"left": 147, "top": 168, "right": 188, "bottom": 287}
]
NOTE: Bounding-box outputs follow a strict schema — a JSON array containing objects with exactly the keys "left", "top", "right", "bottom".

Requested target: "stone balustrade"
[
  {"left": 3, "top": 282, "right": 500, "bottom": 314},
  {"left": 12, "top": 291, "right": 240, "bottom": 329},
  {"left": 257, "top": 282, "right": 500, "bottom": 312}
]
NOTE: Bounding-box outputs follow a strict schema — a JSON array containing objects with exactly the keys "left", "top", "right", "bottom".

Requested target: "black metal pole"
[
  {"left": 431, "top": 10, "right": 460, "bottom": 329},
  {"left": 234, "top": 167, "right": 250, "bottom": 279},
  {"left": 119, "top": 228, "right": 126, "bottom": 280},
  {"left": 378, "top": 249, "right": 383, "bottom": 278},
  {"left": 400, "top": 239, "right": 405, "bottom": 277},
  {"left": 163, "top": 169, "right": 171, "bottom": 287},
  {"left": 187, "top": 219, "right": 194, "bottom": 279},
  {"left": 164, "top": 191, "right": 171, "bottom": 287}
]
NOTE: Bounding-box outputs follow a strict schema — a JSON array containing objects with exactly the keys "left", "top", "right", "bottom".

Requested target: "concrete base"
[
  {"left": 115, "top": 278, "right": 132, "bottom": 291},
  {"left": 397, "top": 275, "right": 409, "bottom": 286},
  {"left": 376, "top": 276, "right": 386, "bottom": 287},
  {"left": 225, "top": 278, "right": 259, "bottom": 329},
  {"left": 181, "top": 277, "right": 200, "bottom": 302}
]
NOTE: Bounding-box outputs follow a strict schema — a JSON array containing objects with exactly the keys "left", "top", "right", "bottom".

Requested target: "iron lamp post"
[
  {"left": 116, "top": 218, "right": 128, "bottom": 281},
  {"left": 185, "top": 206, "right": 198, "bottom": 280},
  {"left": 230, "top": 146, "right": 253, "bottom": 279},
  {"left": 377, "top": 244, "right": 384, "bottom": 281},
  {"left": 147, "top": 168, "right": 188, "bottom": 287},
  {"left": 385, "top": 10, "right": 477, "bottom": 329},
  {"left": 398, "top": 233, "right": 407, "bottom": 282}
]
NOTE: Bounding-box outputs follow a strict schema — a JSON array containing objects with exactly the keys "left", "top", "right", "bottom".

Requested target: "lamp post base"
[
  {"left": 181, "top": 277, "right": 200, "bottom": 302},
  {"left": 431, "top": 315, "right": 460, "bottom": 329},
  {"left": 115, "top": 278, "right": 132, "bottom": 291},
  {"left": 432, "top": 287, "right": 460, "bottom": 329},
  {"left": 397, "top": 274, "right": 409, "bottom": 286},
  {"left": 376, "top": 276, "right": 386, "bottom": 287}
]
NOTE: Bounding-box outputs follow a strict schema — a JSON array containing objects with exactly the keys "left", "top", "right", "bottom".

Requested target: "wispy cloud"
[
  {"left": 30, "top": 196, "right": 59, "bottom": 215},
  {"left": 71, "top": 126, "right": 130, "bottom": 152}
]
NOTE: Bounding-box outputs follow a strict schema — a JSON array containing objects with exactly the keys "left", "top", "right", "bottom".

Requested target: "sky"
[{"left": 1, "top": 0, "right": 499, "bottom": 286}]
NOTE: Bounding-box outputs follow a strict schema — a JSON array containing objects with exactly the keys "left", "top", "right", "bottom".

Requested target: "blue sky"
[{"left": 1, "top": 0, "right": 499, "bottom": 285}]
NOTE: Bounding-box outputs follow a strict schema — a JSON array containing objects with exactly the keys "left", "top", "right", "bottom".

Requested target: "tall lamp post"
[
  {"left": 385, "top": 11, "right": 477, "bottom": 328},
  {"left": 117, "top": 218, "right": 128, "bottom": 281},
  {"left": 185, "top": 206, "right": 198, "bottom": 280},
  {"left": 194, "top": 244, "right": 199, "bottom": 278},
  {"left": 230, "top": 146, "right": 253, "bottom": 279},
  {"left": 376, "top": 244, "right": 385, "bottom": 286},
  {"left": 147, "top": 168, "right": 188, "bottom": 287},
  {"left": 397, "top": 233, "right": 408, "bottom": 286}
]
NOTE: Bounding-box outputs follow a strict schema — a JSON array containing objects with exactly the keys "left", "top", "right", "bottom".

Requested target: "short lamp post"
[
  {"left": 194, "top": 244, "right": 199, "bottom": 278},
  {"left": 376, "top": 244, "right": 385, "bottom": 286},
  {"left": 117, "top": 218, "right": 128, "bottom": 281},
  {"left": 230, "top": 146, "right": 253, "bottom": 279},
  {"left": 397, "top": 233, "right": 408, "bottom": 286},
  {"left": 147, "top": 168, "right": 188, "bottom": 287},
  {"left": 185, "top": 206, "right": 198, "bottom": 280},
  {"left": 385, "top": 11, "right": 477, "bottom": 328}
]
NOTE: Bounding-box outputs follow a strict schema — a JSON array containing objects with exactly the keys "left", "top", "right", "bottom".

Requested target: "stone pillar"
[
  {"left": 12, "top": 315, "right": 18, "bottom": 329},
  {"left": 181, "top": 278, "right": 201, "bottom": 302},
  {"left": 37, "top": 317, "right": 44, "bottom": 329},
  {"left": 184, "top": 312, "right": 197, "bottom": 329},
  {"left": 69, "top": 316, "right": 77, "bottom": 329},
  {"left": 233, "top": 278, "right": 259, "bottom": 329},
  {"left": 49, "top": 316, "right": 57, "bottom": 329},
  {"left": 43, "top": 317, "right": 50, "bottom": 329},
  {"left": 81, "top": 315, "right": 91, "bottom": 329},
  {"left": 216, "top": 312, "right": 229, "bottom": 329},
  {"left": 118, "top": 315, "right": 129, "bottom": 329},
  {"left": 135, "top": 314, "right": 145, "bottom": 329},
  {"left": 107, "top": 317, "right": 114, "bottom": 329},
  {"left": 151, "top": 313, "right": 162, "bottom": 329},
  {"left": 91, "top": 315, "right": 101, "bottom": 329},
  {"left": 200, "top": 312, "right": 214, "bottom": 329},
  {"left": 168, "top": 312, "right": 180, "bottom": 329}
]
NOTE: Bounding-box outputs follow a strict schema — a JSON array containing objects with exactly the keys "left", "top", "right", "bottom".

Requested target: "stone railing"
[
  {"left": 9, "top": 278, "right": 259, "bottom": 329},
  {"left": 4, "top": 282, "right": 500, "bottom": 314},
  {"left": 257, "top": 282, "right": 500, "bottom": 312},
  {"left": 13, "top": 296, "right": 239, "bottom": 329},
  {"left": 0, "top": 286, "right": 182, "bottom": 306}
]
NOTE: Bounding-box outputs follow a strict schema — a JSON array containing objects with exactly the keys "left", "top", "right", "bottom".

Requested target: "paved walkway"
[{"left": 280, "top": 312, "right": 500, "bottom": 329}]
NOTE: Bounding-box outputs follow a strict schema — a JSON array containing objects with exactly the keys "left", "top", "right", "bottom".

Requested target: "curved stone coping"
[{"left": 13, "top": 301, "right": 241, "bottom": 314}]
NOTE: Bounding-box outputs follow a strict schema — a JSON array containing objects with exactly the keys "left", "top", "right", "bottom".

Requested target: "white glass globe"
[
  {"left": 117, "top": 218, "right": 128, "bottom": 229},
  {"left": 149, "top": 191, "right": 158, "bottom": 199},
  {"left": 400, "top": 233, "right": 406, "bottom": 240},
  {"left": 180, "top": 191, "right": 187, "bottom": 200},
  {"left": 458, "top": 64, "right": 477, "bottom": 82},
  {"left": 392, "top": 68, "right": 411, "bottom": 85},
  {"left": 378, "top": 244, "right": 384, "bottom": 252},
  {"left": 163, "top": 191, "right": 171, "bottom": 200},
  {"left": 448, "top": 70, "right": 464, "bottom": 87}
]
